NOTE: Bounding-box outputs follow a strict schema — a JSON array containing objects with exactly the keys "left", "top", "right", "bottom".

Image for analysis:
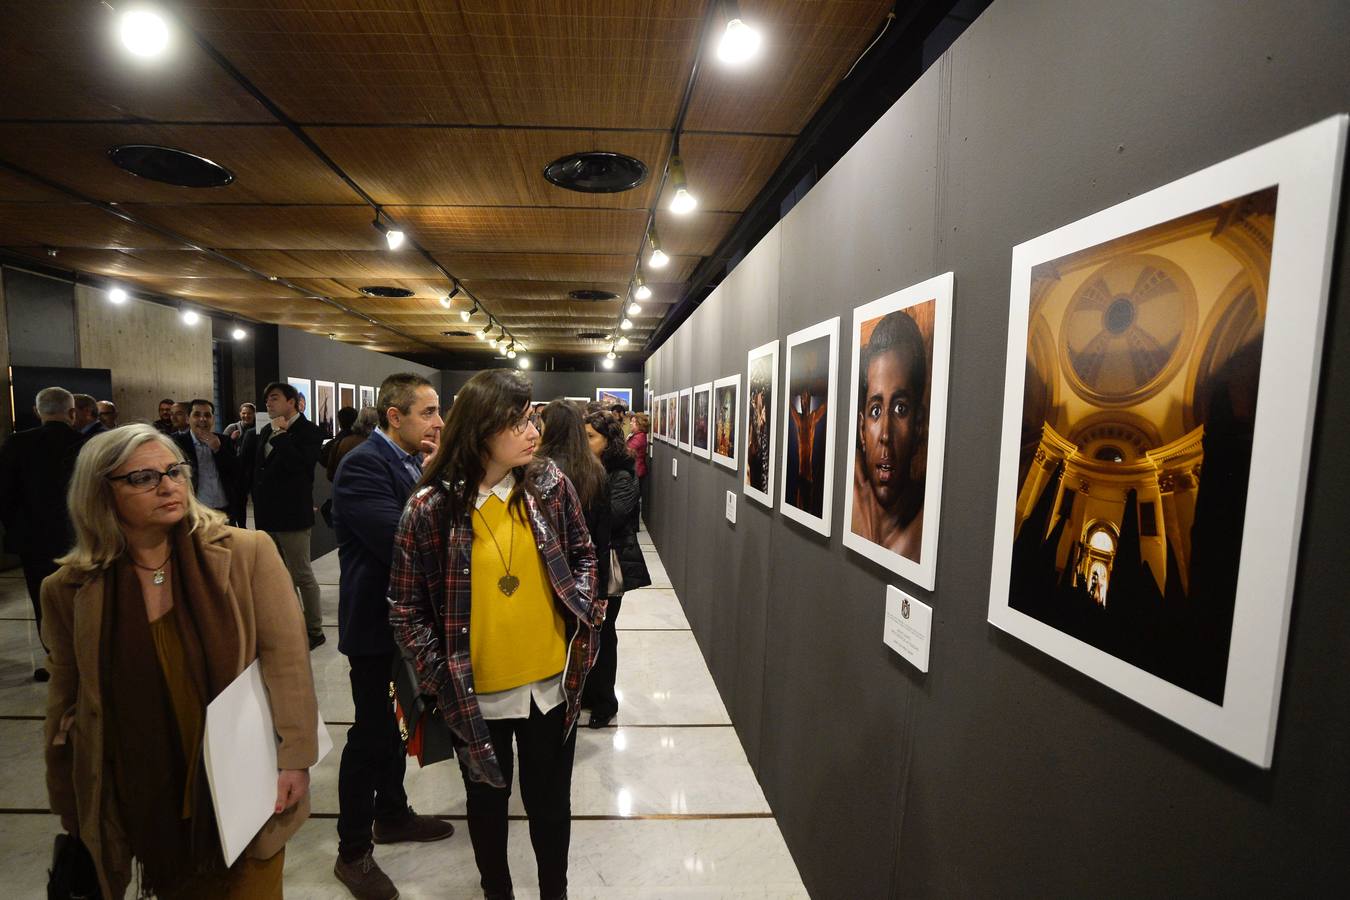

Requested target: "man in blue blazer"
[{"left": 331, "top": 373, "right": 452, "bottom": 898}]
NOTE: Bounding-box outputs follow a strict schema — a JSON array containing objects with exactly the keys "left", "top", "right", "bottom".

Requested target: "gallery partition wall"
[{"left": 642, "top": 1, "right": 1350, "bottom": 896}]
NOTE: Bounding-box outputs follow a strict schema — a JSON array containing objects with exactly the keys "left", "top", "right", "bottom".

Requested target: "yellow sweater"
[{"left": 470, "top": 494, "right": 566, "bottom": 693}]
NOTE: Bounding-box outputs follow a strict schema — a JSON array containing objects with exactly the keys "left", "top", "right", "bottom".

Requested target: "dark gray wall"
[
  {"left": 440, "top": 368, "right": 646, "bottom": 410},
  {"left": 644, "top": 1, "right": 1350, "bottom": 896},
  {"left": 3, "top": 267, "right": 76, "bottom": 368}
]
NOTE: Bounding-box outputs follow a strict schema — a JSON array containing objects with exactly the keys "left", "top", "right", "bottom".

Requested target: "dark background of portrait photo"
[
  {"left": 640, "top": 1, "right": 1350, "bottom": 896},
  {"left": 784, "top": 333, "right": 832, "bottom": 515},
  {"left": 745, "top": 352, "right": 776, "bottom": 491},
  {"left": 693, "top": 388, "right": 710, "bottom": 448}
]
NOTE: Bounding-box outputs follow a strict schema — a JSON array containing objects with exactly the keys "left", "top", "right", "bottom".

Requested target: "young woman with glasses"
[{"left": 389, "top": 369, "right": 603, "bottom": 900}]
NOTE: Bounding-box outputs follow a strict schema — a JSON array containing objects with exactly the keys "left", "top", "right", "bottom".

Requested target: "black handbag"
[
  {"left": 48, "top": 832, "right": 101, "bottom": 900},
  {"left": 390, "top": 651, "right": 457, "bottom": 767}
]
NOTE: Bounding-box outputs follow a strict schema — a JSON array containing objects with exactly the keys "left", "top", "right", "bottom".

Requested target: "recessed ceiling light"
[
  {"left": 568, "top": 289, "right": 620, "bottom": 301},
  {"left": 107, "top": 287, "right": 128, "bottom": 304},
  {"left": 544, "top": 152, "right": 649, "bottom": 193},
  {"left": 359, "top": 286, "right": 415, "bottom": 298},
  {"left": 119, "top": 8, "right": 171, "bottom": 58},
  {"left": 108, "top": 145, "right": 234, "bottom": 188}
]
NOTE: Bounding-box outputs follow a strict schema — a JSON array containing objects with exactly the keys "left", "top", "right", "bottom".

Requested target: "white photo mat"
[
  {"left": 779, "top": 317, "right": 840, "bottom": 537},
  {"left": 842, "top": 272, "right": 955, "bottom": 591},
  {"left": 986, "top": 114, "right": 1348, "bottom": 768},
  {"left": 743, "top": 340, "right": 779, "bottom": 508},
  {"left": 711, "top": 373, "right": 741, "bottom": 472}
]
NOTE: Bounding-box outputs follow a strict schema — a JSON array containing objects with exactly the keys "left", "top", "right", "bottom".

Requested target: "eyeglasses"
[
  {"left": 106, "top": 462, "right": 193, "bottom": 491},
  {"left": 510, "top": 412, "right": 541, "bottom": 436}
]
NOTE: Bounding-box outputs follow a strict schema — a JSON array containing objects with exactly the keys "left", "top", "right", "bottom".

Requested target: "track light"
[
  {"left": 478, "top": 322, "right": 492, "bottom": 340},
  {"left": 460, "top": 299, "right": 478, "bottom": 323},
  {"left": 107, "top": 286, "right": 128, "bottom": 304},
  {"left": 602, "top": 358, "right": 615, "bottom": 370},
  {"left": 372, "top": 215, "right": 405, "bottom": 250},
  {"left": 180, "top": 307, "right": 200, "bottom": 326},
  {"left": 627, "top": 301, "right": 642, "bottom": 316},
  {"left": 119, "top": 7, "right": 171, "bottom": 59},
  {"left": 606, "top": 349, "right": 617, "bottom": 360},
  {"left": 518, "top": 357, "right": 531, "bottom": 369},
  {"left": 620, "top": 318, "right": 634, "bottom": 331},
  {"left": 717, "top": 1, "right": 762, "bottom": 66},
  {"left": 634, "top": 277, "right": 652, "bottom": 301},
  {"left": 507, "top": 345, "right": 517, "bottom": 360},
  {"left": 647, "top": 227, "right": 669, "bottom": 269},
  {"left": 438, "top": 294, "right": 452, "bottom": 309},
  {"left": 668, "top": 155, "right": 697, "bottom": 215},
  {"left": 618, "top": 336, "right": 630, "bottom": 347}
]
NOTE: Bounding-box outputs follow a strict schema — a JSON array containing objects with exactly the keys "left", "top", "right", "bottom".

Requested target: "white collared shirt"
[{"left": 472, "top": 472, "right": 565, "bottom": 720}]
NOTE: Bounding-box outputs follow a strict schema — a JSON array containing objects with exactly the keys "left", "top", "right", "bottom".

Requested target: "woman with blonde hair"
[{"left": 42, "top": 424, "right": 319, "bottom": 898}]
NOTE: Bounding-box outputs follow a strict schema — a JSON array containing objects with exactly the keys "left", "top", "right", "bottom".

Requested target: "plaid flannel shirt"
[{"left": 388, "top": 457, "right": 604, "bottom": 787}]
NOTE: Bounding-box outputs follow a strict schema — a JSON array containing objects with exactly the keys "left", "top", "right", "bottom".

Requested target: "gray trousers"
[{"left": 267, "top": 528, "right": 323, "bottom": 639}]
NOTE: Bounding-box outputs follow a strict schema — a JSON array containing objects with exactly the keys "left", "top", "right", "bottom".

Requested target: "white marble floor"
[{"left": 0, "top": 530, "right": 808, "bottom": 898}]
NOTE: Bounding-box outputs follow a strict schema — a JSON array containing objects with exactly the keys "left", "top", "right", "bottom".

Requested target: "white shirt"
[{"left": 472, "top": 473, "right": 565, "bottom": 720}]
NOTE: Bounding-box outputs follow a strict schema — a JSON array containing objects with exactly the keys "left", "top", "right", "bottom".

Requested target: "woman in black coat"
[{"left": 582, "top": 410, "right": 651, "bottom": 727}]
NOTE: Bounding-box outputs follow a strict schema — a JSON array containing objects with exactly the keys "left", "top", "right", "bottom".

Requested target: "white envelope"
[{"left": 203, "top": 659, "right": 333, "bottom": 866}]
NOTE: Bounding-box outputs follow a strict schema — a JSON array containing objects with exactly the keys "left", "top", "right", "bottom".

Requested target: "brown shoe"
[
  {"left": 334, "top": 848, "right": 398, "bottom": 900},
  {"left": 372, "top": 807, "right": 455, "bottom": 845}
]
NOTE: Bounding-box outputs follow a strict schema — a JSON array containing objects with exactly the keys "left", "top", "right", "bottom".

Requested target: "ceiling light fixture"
[
  {"left": 606, "top": 349, "right": 617, "bottom": 360},
  {"left": 478, "top": 322, "right": 492, "bottom": 341},
  {"left": 717, "top": 0, "right": 762, "bottom": 66},
  {"left": 647, "top": 226, "right": 669, "bottom": 269},
  {"left": 372, "top": 213, "right": 405, "bottom": 251},
  {"left": 634, "top": 276, "right": 652, "bottom": 301},
  {"left": 108, "top": 286, "right": 128, "bottom": 304},
  {"left": 518, "top": 357, "right": 531, "bottom": 369},
  {"left": 460, "top": 299, "right": 478, "bottom": 323},
  {"left": 627, "top": 301, "right": 642, "bottom": 316},
  {"left": 618, "top": 336, "right": 630, "bottom": 347},
  {"left": 602, "top": 357, "right": 615, "bottom": 370},
  {"left": 507, "top": 344, "right": 517, "bottom": 360},
  {"left": 180, "top": 307, "right": 200, "bottom": 326},
  {"left": 119, "top": 7, "right": 171, "bottom": 59},
  {"left": 231, "top": 321, "right": 247, "bottom": 340},
  {"left": 620, "top": 318, "right": 634, "bottom": 331},
  {"left": 667, "top": 154, "right": 698, "bottom": 215}
]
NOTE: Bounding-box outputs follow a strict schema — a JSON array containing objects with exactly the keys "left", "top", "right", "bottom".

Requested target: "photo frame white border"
[
  {"left": 711, "top": 373, "right": 741, "bottom": 472},
  {"left": 358, "top": 385, "right": 376, "bottom": 408},
  {"left": 313, "top": 379, "right": 336, "bottom": 434},
  {"left": 661, "top": 393, "right": 674, "bottom": 444},
  {"left": 986, "top": 114, "right": 1348, "bottom": 768},
  {"left": 691, "top": 382, "right": 712, "bottom": 460},
  {"left": 596, "top": 387, "right": 633, "bottom": 408},
  {"left": 779, "top": 317, "right": 840, "bottom": 537},
  {"left": 678, "top": 388, "right": 693, "bottom": 452},
  {"left": 338, "top": 382, "right": 356, "bottom": 409},
  {"left": 842, "top": 272, "right": 955, "bottom": 591},
  {"left": 743, "top": 340, "right": 779, "bottom": 508}
]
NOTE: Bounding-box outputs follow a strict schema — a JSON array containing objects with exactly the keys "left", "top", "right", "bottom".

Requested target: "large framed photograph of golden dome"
[{"left": 987, "top": 115, "right": 1347, "bottom": 768}]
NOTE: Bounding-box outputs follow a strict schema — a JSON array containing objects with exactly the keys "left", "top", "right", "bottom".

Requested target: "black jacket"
[
  {"left": 331, "top": 432, "right": 418, "bottom": 656},
  {"left": 241, "top": 414, "right": 323, "bottom": 531},
  {"left": 604, "top": 457, "right": 651, "bottom": 593},
  {"left": 172, "top": 430, "right": 238, "bottom": 509},
  {"left": 0, "top": 421, "right": 84, "bottom": 557}
]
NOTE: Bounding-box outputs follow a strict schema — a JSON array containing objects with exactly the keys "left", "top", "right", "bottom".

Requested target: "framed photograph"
[
  {"left": 338, "top": 382, "right": 356, "bottom": 411},
  {"left": 691, "top": 383, "right": 712, "bottom": 459},
  {"left": 780, "top": 317, "right": 840, "bottom": 536},
  {"left": 358, "top": 384, "right": 376, "bottom": 409},
  {"left": 596, "top": 387, "right": 633, "bottom": 409},
  {"left": 987, "top": 115, "right": 1347, "bottom": 767},
  {"left": 712, "top": 374, "right": 741, "bottom": 471},
  {"left": 843, "top": 272, "right": 955, "bottom": 590},
  {"left": 743, "top": 340, "right": 779, "bottom": 507},
  {"left": 651, "top": 391, "right": 663, "bottom": 440},
  {"left": 286, "top": 376, "right": 311, "bottom": 414},
  {"left": 644, "top": 379, "right": 651, "bottom": 414},
  {"left": 678, "top": 388, "right": 693, "bottom": 452},
  {"left": 313, "top": 379, "right": 336, "bottom": 439},
  {"left": 667, "top": 395, "right": 677, "bottom": 443}
]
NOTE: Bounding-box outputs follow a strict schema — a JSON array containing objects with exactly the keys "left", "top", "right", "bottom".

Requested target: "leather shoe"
[
  {"left": 587, "top": 711, "right": 614, "bottom": 729},
  {"left": 309, "top": 632, "right": 326, "bottom": 651},
  {"left": 334, "top": 848, "right": 398, "bottom": 900},
  {"left": 373, "top": 807, "right": 455, "bottom": 845},
  {"left": 33, "top": 667, "right": 50, "bottom": 683}
]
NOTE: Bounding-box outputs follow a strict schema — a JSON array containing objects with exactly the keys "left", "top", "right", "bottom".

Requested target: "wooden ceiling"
[{"left": 0, "top": 0, "right": 893, "bottom": 361}]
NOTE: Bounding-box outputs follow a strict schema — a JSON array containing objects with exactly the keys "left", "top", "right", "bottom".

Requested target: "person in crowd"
[
  {"left": 0, "top": 386, "right": 84, "bottom": 682},
  {"left": 326, "top": 406, "right": 378, "bottom": 483},
  {"left": 240, "top": 382, "right": 326, "bottom": 649},
  {"left": 537, "top": 399, "right": 612, "bottom": 653},
  {"left": 331, "top": 376, "right": 451, "bottom": 899},
  {"left": 225, "top": 402, "right": 257, "bottom": 450},
  {"left": 169, "top": 401, "right": 191, "bottom": 436},
  {"left": 154, "top": 398, "right": 175, "bottom": 434},
  {"left": 173, "top": 398, "right": 238, "bottom": 523},
  {"left": 72, "top": 393, "right": 106, "bottom": 436},
  {"left": 389, "top": 369, "right": 603, "bottom": 900},
  {"left": 626, "top": 412, "right": 650, "bottom": 480},
  {"left": 321, "top": 406, "right": 360, "bottom": 469},
  {"left": 97, "top": 400, "right": 119, "bottom": 430},
  {"left": 42, "top": 424, "right": 319, "bottom": 899},
  {"left": 582, "top": 410, "right": 651, "bottom": 728}
]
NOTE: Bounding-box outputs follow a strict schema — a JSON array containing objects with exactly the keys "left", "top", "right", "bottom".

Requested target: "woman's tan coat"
[{"left": 41, "top": 522, "right": 320, "bottom": 899}]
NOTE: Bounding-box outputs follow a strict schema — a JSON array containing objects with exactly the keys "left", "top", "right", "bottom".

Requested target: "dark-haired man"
[
  {"left": 850, "top": 309, "right": 928, "bottom": 560},
  {"left": 173, "top": 398, "right": 237, "bottom": 520},
  {"left": 330, "top": 373, "right": 449, "bottom": 898},
  {"left": 72, "top": 393, "right": 105, "bottom": 436},
  {"left": 154, "top": 397, "right": 175, "bottom": 434},
  {"left": 242, "top": 382, "right": 326, "bottom": 648},
  {"left": 169, "top": 401, "right": 191, "bottom": 436}
]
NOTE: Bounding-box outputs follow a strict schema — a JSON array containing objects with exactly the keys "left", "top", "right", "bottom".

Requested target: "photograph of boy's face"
[{"left": 858, "top": 321, "right": 925, "bottom": 511}]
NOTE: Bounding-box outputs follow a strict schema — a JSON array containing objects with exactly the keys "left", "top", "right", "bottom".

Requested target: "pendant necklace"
[
  {"left": 475, "top": 507, "right": 519, "bottom": 596},
  {"left": 131, "top": 548, "right": 173, "bottom": 585}
]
